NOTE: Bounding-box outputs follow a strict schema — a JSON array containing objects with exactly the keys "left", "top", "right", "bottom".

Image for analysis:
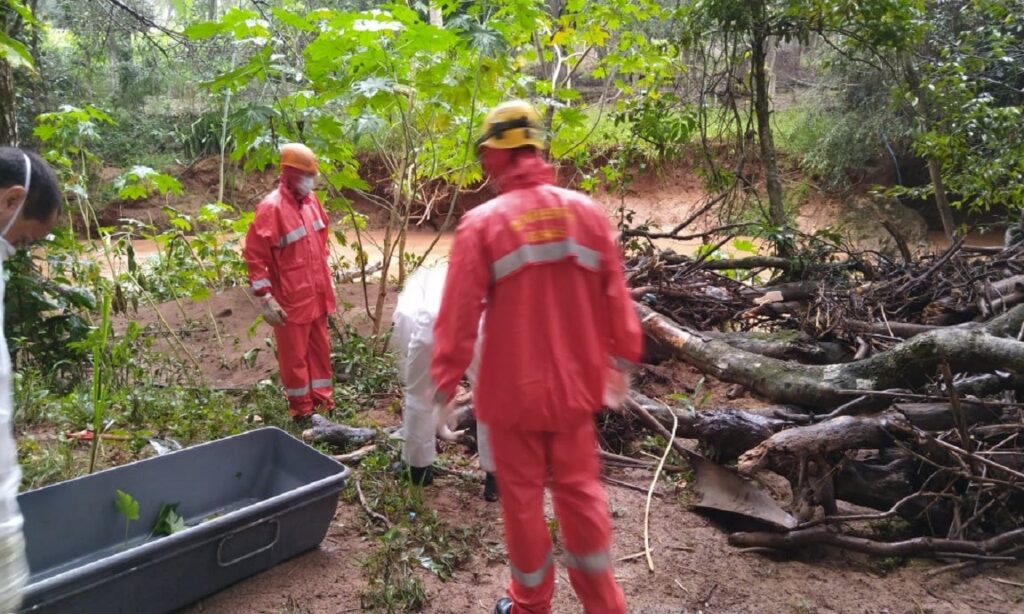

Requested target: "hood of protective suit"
[{"left": 480, "top": 147, "right": 555, "bottom": 193}]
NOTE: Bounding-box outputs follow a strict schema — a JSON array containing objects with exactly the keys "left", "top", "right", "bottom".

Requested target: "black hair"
[{"left": 0, "top": 147, "right": 63, "bottom": 221}]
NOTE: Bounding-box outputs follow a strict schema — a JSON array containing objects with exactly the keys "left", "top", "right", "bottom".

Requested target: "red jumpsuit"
[
  {"left": 244, "top": 181, "right": 336, "bottom": 419},
  {"left": 431, "top": 152, "right": 642, "bottom": 614}
]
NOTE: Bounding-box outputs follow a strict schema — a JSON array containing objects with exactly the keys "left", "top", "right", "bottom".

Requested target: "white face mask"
[
  {"left": 294, "top": 174, "right": 313, "bottom": 196},
  {"left": 0, "top": 154, "right": 30, "bottom": 261}
]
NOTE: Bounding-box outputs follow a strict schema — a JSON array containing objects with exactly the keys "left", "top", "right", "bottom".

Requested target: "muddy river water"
[{"left": 83, "top": 224, "right": 1005, "bottom": 280}]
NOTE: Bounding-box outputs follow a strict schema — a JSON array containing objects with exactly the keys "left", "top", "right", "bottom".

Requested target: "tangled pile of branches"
[{"left": 624, "top": 230, "right": 1024, "bottom": 570}]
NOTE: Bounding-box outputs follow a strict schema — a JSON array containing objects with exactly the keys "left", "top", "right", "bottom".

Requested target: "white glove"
[
  {"left": 603, "top": 367, "right": 630, "bottom": 409},
  {"left": 435, "top": 400, "right": 466, "bottom": 442},
  {"left": 260, "top": 294, "right": 287, "bottom": 326}
]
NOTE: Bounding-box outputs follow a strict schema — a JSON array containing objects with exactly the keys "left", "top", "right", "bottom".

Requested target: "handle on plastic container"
[{"left": 216, "top": 519, "right": 280, "bottom": 567}]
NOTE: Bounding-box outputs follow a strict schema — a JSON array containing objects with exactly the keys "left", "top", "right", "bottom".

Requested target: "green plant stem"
[{"left": 88, "top": 292, "right": 112, "bottom": 474}]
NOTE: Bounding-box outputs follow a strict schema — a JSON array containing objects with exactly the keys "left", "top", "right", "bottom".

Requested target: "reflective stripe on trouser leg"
[
  {"left": 563, "top": 549, "right": 611, "bottom": 574},
  {"left": 490, "top": 427, "right": 555, "bottom": 614},
  {"left": 510, "top": 550, "right": 553, "bottom": 588},
  {"left": 275, "top": 321, "right": 313, "bottom": 417},
  {"left": 549, "top": 419, "right": 626, "bottom": 614},
  {"left": 308, "top": 316, "right": 334, "bottom": 411}
]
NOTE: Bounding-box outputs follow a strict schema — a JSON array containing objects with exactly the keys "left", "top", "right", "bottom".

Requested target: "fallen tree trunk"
[
  {"left": 847, "top": 320, "right": 944, "bottom": 339},
  {"left": 707, "top": 330, "right": 850, "bottom": 364},
  {"left": 629, "top": 391, "right": 801, "bottom": 462},
  {"left": 893, "top": 402, "right": 1005, "bottom": 431},
  {"left": 638, "top": 303, "right": 1024, "bottom": 409},
  {"left": 737, "top": 412, "right": 909, "bottom": 475},
  {"left": 728, "top": 526, "right": 1024, "bottom": 559},
  {"left": 658, "top": 253, "right": 867, "bottom": 276},
  {"left": 833, "top": 454, "right": 917, "bottom": 510},
  {"left": 950, "top": 371, "right": 1024, "bottom": 398},
  {"left": 303, "top": 414, "right": 377, "bottom": 447}
]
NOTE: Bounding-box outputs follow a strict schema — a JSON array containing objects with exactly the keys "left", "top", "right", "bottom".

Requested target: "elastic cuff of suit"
[{"left": 611, "top": 356, "right": 636, "bottom": 373}]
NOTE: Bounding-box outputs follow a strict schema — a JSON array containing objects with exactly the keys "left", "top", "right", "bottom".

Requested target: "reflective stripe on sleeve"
[{"left": 278, "top": 225, "right": 308, "bottom": 247}]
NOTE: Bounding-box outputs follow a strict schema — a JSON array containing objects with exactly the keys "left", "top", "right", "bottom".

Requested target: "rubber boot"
[
  {"left": 494, "top": 597, "right": 512, "bottom": 614},
  {"left": 392, "top": 462, "right": 435, "bottom": 486},
  {"left": 483, "top": 472, "right": 499, "bottom": 502},
  {"left": 409, "top": 465, "right": 434, "bottom": 486}
]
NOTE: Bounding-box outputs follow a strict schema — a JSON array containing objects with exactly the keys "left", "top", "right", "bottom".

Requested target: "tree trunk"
[
  {"left": 766, "top": 36, "right": 778, "bottom": 101},
  {"left": 629, "top": 391, "right": 795, "bottom": 462},
  {"left": 0, "top": 58, "right": 16, "bottom": 144},
  {"left": 927, "top": 158, "right": 957, "bottom": 240},
  {"left": 638, "top": 303, "right": 1024, "bottom": 409},
  {"left": 901, "top": 55, "right": 957, "bottom": 241},
  {"left": 428, "top": 4, "right": 443, "bottom": 27},
  {"left": 705, "top": 330, "right": 850, "bottom": 364},
  {"left": 737, "top": 411, "right": 908, "bottom": 475},
  {"left": 750, "top": 23, "right": 789, "bottom": 256},
  {"left": 728, "top": 526, "right": 1024, "bottom": 558},
  {"left": 302, "top": 414, "right": 376, "bottom": 447}
]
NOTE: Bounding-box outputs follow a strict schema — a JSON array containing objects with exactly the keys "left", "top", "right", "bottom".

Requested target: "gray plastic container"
[{"left": 17, "top": 427, "right": 350, "bottom": 614}]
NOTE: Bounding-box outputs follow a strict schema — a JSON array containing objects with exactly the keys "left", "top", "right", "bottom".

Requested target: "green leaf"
[
  {"left": 272, "top": 7, "right": 317, "bottom": 32},
  {"left": 0, "top": 30, "right": 34, "bottom": 70},
  {"left": 170, "top": 218, "right": 193, "bottom": 232},
  {"left": 732, "top": 238, "right": 757, "bottom": 254},
  {"left": 184, "top": 21, "right": 225, "bottom": 39},
  {"left": 152, "top": 174, "right": 184, "bottom": 196},
  {"left": 352, "top": 77, "right": 397, "bottom": 99},
  {"left": 152, "top": 503, "right": 187, "bottom": 536},
  {"left": 115, "top": 489, "right": 140, "bottom": 522},
  {"left": 5, "top": 0, "right": 39, "bottom": 27}
]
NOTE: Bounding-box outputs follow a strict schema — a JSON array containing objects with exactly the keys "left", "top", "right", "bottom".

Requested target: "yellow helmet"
[
  {"left": 280, "top": 143, "right": 318, "bottom": 174},
  {"left": 476, "top": 100, "right": 546, "bottom": 150}
]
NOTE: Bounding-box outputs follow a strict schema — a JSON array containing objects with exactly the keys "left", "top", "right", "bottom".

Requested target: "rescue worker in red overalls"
[
  {"left": 430, "top": 101, "right": 642, "bottom": 614},
  {"left": 244, "top": 143, "right": 336, "bottom": 424}
]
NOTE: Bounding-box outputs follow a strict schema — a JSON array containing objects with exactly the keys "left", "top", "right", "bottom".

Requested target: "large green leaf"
[
  {"left": 183, "top": 21, "right": 225, "bottom": 39},
  {"left": 0, "top": 30, "right": 33, "bottom": 70},
  {"left": 271, "top": 7, "right": 316, "bottom": 33},
  {"left": 114, "top": 490, "right": 139, "bottom": 522}
]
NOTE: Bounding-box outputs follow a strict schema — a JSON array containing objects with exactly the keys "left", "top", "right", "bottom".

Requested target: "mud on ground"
[
  {"left": 153, "top": 302, "right": 1024, "bottom": 613},
  {"left": 187, "top": 464, "right": 1024, "bottom": 614},
  {"left": 119, "top": 281, "right": 397, "bottom": 389}
]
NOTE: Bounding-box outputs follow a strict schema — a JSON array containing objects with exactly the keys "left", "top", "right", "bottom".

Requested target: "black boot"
[
  {"left": 392, "top": 463, "right": 434, "bottom": 486},
  {"left": 483, "top": 472, "right": 499, "bottom": 502},
  {"left": 409, "top": 465, "right": 434, "bottom": 486},
  {"left": 494, "top": 597, "right": 512, "bottom": 614}
]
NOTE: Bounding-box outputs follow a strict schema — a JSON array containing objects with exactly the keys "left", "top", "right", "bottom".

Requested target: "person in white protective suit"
[
  {"left": 390, "top": 263, "right": 498, "bottom": 501},
  {"left": 0, "top": 147, "right": 64, "bottom": 613}
]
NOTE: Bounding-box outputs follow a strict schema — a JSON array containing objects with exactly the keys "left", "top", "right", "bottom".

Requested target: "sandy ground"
[
  {"left": 118, "top": 281, "right": 398, "bottom": 389},
  {"left": 185, "top": 469, "right": 1024, "bottom": 614}
]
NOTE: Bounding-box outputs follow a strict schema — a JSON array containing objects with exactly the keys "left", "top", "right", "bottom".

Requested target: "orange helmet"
[{"left": 280, "top": 143, "right": 318, "bottom": 174}]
